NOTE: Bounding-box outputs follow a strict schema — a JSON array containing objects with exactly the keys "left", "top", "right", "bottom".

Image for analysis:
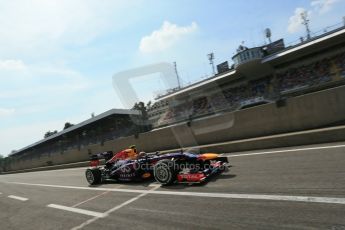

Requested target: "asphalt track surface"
[{"left": 1, "top": 142, "right": 345, "bottom": 230}]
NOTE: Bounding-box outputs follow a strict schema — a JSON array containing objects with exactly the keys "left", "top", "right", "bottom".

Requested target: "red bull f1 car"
[{"left": 85, "top": 151, "right": 229, "bottom": 186}]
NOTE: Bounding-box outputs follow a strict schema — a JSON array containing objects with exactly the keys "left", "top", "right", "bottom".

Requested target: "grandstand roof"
[
  {"left": 262, "top": 26, "right": 345, "bottom": 64},
  {"left": 157, "top": 69, "right": 236, "bottom": 101},
  {"left": 12, "top": 109, "right": 140, "bottom": 156},
  {"left": 155, "top": 24, "right": 345, "bottom": 103}
]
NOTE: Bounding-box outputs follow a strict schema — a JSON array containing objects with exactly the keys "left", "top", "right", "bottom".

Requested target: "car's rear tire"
[
  {"left": 85, "top": 168, "right": 102, "bottom": 185},
  {"left": 153, "top": 159, "right": 177, "bottom": 185}
]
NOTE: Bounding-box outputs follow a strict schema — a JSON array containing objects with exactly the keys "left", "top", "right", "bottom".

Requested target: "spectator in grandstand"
[{"left": 192, "top": 97, "right": 209, "bottom": 116}]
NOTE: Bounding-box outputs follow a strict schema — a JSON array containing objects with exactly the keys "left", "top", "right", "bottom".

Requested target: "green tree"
[
  {"left": 0, "top": 154, "right": 4, "bottom": 172},
  {"left": 44, "top": 130, "right": 58, "bottom": 138},
  {"left": 63, "top": 122, "right": 74, "bottom": 130},
  {"left": 132, "top": 101, "right": 148, "bottom": 120},
  {"left": 132, "top": 101, "right": 153, "bottom": 131},
  {"left": 147, "top": 100, "right": 152, "bottom": 110}
]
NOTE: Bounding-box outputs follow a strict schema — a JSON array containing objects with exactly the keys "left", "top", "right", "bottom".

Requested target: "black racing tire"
[
  {"left": 85, "top": 168, "right": 102, "bottom": 185},
  {"left": 153, "top": 159, "right": 177, "bottom": 185}
]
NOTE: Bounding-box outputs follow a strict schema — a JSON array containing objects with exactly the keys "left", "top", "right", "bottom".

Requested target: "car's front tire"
[
  {"left": 85, "top": 168, "right": 102, "bottom": 185},
  {"left": 153, "top": 159, "right": 177, "bottom": 185}
]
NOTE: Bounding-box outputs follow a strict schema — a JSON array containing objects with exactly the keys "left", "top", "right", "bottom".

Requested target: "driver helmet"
[{"left": 129, "top": 145, "right": 137, "bottom": 153}]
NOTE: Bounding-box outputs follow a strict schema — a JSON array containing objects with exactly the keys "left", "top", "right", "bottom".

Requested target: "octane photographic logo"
[
  {"left": 112, "top": 62, "right": 234, "bottom": 151},
  {"left": 132, "top": 160, "right": 220, "bottom": 172},
  {"left": 133, "top": 160, "right": 227, "bottom": 172}
]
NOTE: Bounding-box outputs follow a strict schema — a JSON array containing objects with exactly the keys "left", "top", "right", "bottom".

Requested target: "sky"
[{"left": 0, "top": 0, "right": 344, "bottom": 156}]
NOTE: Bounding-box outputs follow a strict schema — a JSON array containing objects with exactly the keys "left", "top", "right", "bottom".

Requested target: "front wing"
[{"left": 177, "top": 160, "right": 230, "bottom": 184}]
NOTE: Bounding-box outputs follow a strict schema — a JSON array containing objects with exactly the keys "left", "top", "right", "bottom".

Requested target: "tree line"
[{"left": 44, "top": 122, "right": 74, "bottom": 138}]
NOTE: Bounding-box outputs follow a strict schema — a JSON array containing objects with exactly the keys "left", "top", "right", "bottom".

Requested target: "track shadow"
[
  {"left": 88, "top": 178, "right": 156, "bottom": 188},
  {"left": 208, "top": 173, "right": 236, "bottom": 182},
  {"left": 87, "top": 173, "right": 236, "bottom": 189},
  {"left": 114, "top": 179, "right": 156, "bottom": 188},
  {"left": 159, "top": 173, "right": 237, "bottom": 190}
]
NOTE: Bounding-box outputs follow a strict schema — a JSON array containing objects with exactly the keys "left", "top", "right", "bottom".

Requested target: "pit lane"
[{"left": 1, "top": 142, "right": 345, "bottom": 229}]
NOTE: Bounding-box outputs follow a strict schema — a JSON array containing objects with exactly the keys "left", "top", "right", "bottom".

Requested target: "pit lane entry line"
[
  {"left": 5, "top": 181, "right": 345, "bottom": 205},
  {"left": 70, "top": 184, "right": 161, "bottom": 230},
  {"left": 71, "top": 191, "right": 110, "bottom": 208},
  {"left": 226, "top": 143, "right": 345, "bottom": 158},
  {"left": 71, "top": 185, "right": 123, "bottom": 208}
]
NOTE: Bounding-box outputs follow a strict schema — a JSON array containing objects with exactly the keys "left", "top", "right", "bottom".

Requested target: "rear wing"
[
  {"left": 90, "top": 151, "right": 113, "bottom": 161},
  {"left": 90, "top": 151, "right": 113, "bottom": 167}
]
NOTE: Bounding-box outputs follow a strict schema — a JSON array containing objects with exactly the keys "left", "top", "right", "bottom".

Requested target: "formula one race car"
[{"left": 85, "top": 151, "right": 229, "bottom": 186}]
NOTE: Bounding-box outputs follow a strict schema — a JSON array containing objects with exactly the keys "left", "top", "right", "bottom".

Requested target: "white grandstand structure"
[{"left": 147, "top": 23, "right": 345, "bottom": 128}]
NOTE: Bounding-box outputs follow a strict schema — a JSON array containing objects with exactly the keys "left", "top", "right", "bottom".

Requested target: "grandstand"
[
  {"left": 148, "top": 24, "right": 345, "bottom": 128},
  {"left": 4, "top": 22, "right": 345, "bottom": 172},
  {"left": 5, "top": 109, "right": 141, "bottom": 171}
]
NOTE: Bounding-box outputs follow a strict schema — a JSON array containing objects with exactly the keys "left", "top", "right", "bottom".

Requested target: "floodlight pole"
[
  {"left": 300, "top": 11, "right": 311, "bottom": 40},
  {"left": 265, "top": 28, "right": 272, "bottom": 44},
  {"left": 207, "top": 52, "right": 215, "bottom": 76},
  {"left": 173, "top": 62, "right": 181, "bottom": 89}
]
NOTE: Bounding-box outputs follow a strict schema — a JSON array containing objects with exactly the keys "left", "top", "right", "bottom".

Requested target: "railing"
[
  {"left": 155, "top": 21, "right": 345, "bottom": 101},
  {"left": 285, "top": 21, "right": 345, "bottom": 48}
]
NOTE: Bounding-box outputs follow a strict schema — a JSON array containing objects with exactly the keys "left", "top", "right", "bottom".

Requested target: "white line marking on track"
[
  {"left": 148, "top": 182, "right": 160, "bottom": 187},
  {"left": 5, "top": 181, "right": 345, "bottom": 205},
  {"left": 47, "top": 204, "right": 106, "bottom": 218},
  {"left": 129, "top": 207, "right": 193, "bottom": 217},
  {"left": 72, "top": 191, "right": 110, "bottom": 208},
  {"left": 226, "top": 144, "right": 345, "bottom": 158},
  {"left": 41, "top": 167, "right": 89, "bottom": 172},
  {"left": 8, "top": 195, "right": 28, "bottom": 201},
  {"left": 71, "top": 184, "right": 161, "bottom": 230}
]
